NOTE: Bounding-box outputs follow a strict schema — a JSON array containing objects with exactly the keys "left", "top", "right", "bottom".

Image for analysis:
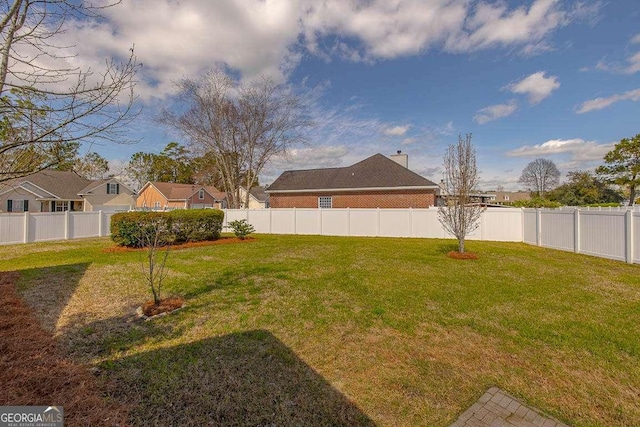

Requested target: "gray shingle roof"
[
  {"left": 267, "top": 154, "right": 437, "bottom": 192},
  {"left": 1, "top": 170, "right": 90, "bottom": 200}
]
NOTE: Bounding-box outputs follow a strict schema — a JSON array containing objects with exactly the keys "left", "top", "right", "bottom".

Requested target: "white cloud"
[
  {"left": 622, "top": 51, "right": 640, "bottom": 74},
  {"left": 20, "top": 0, "right": 597, "bottom": 102},
  {"left": 473, "top": 100, "right": 518, "bottom": 124},
  {"left": 576, "top": 88, "right": 640, "bottom": 113},
  {"left": 590, "top": 34, "right": 640, "bottom": 75},
  {"left": 383, "top": 125, "right": 410, "bottom": 136},
  {"left": 506, "top": 71, "right": 560, "bottom": 104},
  {"left": 446, "top": 0, "right": 573, "bottom": 54},
  {"left": 507, "top": 138, "right": 613, "bottom": 161}
]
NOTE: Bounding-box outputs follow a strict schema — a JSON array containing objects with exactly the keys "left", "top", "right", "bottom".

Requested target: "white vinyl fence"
[
  {"left": 223, "top": 207, "right": 523, "bottom": 242},
  {"left": 1, "top": 208, "right": 638, "bottom": 265},
  {"left": 0, "top": 211, "right": 114, "bottom": 245},
  {"left": 522, "top": 208, "right": 639, "bottom": 264}
]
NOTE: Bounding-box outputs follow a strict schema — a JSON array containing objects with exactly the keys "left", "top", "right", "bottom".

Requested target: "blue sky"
[{"left": 62, "top": 0, "right": 639, "bottom": 189}]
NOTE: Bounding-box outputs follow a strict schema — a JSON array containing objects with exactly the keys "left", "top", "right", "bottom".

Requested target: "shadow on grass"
[
  {"left": 15, "top": 263, "right": 91, "bottom": 332},
  {"left": 183, "top": 264, "right": 292, "bottom": 299},
  {"left": 104, "top": 329, "right": 376, "bottom": 426},
  {"left": 435, "top": 242, "right": 460, "bottom": 255}
]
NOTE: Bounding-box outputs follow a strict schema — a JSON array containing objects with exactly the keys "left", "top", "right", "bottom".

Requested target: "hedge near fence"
[{"left": 111, "top": 209, "right": 224, "bottom": 247}]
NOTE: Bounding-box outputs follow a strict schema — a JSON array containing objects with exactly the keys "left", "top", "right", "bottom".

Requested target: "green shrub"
[
  {"left": 168, "top": 209, "right": 224, "bottom": 242},
  {"left": 512, "top": 198, "right": 562, "bottom": 209},
  {"left": 228, "top": 219, "right": 255, "bottom": 240},
  {"left": 111, "top": 209, "right": 224, "bottom": 247}
]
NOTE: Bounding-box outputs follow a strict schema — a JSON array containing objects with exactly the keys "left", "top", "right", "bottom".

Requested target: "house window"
[
  {"left": 154, "top": 201, "right": 161, "bottom": 209},
  {"left": 7, "top": 199, "right": 28, "bottom": 212},
  {"left": 107, "top": 183, "right": 119, "bottom": 194},
  {"left": 503, "top": 195, "right": 510, "bottom": 201},
  {"left": 54, "top": 201, "right": 69, "bottom": 212},
  {"left": 198, "top": 189, "right": 204, "bottom": 200},
  {"left": 318, "top": 196, "right": 332, "bottom": 209}
]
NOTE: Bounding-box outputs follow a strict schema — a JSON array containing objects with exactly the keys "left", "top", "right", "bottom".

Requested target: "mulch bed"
[
  {"left": 0, "top": 271, "right": 130, "bottom": 426},
  {"left": 446, "top": 251, "right": 479, "bottom": 260},
  {"left": 142, "top": 296, "right": 185, "bottom": 317},
  {"left": 102, "top": 236, "right": 255, "bottom": 253}
]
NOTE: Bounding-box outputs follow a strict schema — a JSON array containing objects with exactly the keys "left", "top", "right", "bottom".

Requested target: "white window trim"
[
  {"left": 108, "top": 183, "right": 118, "bottom": 194},
  {"left": 318, "top": 196, "right": 332, "bottom": 209}
]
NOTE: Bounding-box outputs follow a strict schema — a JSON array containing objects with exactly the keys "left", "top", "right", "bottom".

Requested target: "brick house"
[
  {"left": 266, "top": 153, "right": 439, "bottom": 208},
  {"left": 136, "top": 182, "right": 226, "bottom": 210}
]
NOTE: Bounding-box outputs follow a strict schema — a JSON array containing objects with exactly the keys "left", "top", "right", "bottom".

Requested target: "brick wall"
[{"left": 269, "top": 190, "right": 436, "bottom": 208}]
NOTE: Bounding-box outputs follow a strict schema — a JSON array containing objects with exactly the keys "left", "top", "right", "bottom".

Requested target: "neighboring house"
[
  {"left": 487, "top": 191, "right": 531, "bottom": 205},
  {"left": 238, "top": 186, "right": 269, "bottom": 209},
  {"left": 78, "top": 178, "right": 137, "bottom": 212},
  {"left": 266, "top": 152, "right": 439, "bottom": 208},
  {"left": 0, "top": 170, "right": 135, "bottom": 213},
  {"left": 136, "top": 182, "right": 226, "bottom": 210}
]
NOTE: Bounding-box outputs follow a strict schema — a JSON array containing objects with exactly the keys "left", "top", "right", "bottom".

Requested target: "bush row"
[{"left": 111, "top": 209, "right": 224, "bottom": 247}]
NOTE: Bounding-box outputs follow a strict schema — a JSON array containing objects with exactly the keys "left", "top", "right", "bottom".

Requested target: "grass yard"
[{"left": 1, "top": 234, "right": 639, "bottom": 426}]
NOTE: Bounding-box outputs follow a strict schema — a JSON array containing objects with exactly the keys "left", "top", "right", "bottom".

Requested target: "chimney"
[{"left": 390, "top": 150, "right": 408, "bottom": 168}]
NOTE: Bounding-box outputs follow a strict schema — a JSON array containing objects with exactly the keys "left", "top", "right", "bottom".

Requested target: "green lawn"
[{"left": 1, "top": 235, "right": 639, "bottom": 426}]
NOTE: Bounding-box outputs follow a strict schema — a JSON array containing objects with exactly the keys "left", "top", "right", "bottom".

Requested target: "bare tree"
[
  {"left": 0, "top": 0, "right": 139, "bottom": 182},
  {"left": 160, "top": 69, "right": 311, "bottom": 208},
  {"left": 437, "top": 134, "right": 484, "bottom": 254},
  {"left": 518, "top": 158, "right": 560, "bottom": 197}
]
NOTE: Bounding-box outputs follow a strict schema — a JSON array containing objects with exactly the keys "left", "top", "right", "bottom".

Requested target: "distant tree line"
[{"left": 517, "top": 133, "right": 640, "bottom": 207}]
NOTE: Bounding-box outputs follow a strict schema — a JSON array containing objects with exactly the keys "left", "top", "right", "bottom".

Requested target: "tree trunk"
[
  {"left": 629, "top": 185, "right": 636, "bottom": 206},
  {"left": 458, "top": 237, "right": 465, "bottom": 254}
]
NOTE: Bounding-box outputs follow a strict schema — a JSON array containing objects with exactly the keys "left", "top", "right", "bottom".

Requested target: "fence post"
[
  {"left": 64, "top": 211, "right": 70, "bottom": 240},
  {"left": 347, "top": 207, "right": 351, "bottom": 236},
  {"left": 293, "top": 207, "right": 297, "bottom": 235},
  {"left": 98, "top": 210, "right": 103, "bottom": 237},
  {"left": 536, "top": 209, "right": 542, "bottom": 246},
  {"left": 574, "top": 208, "right": 580, "bottom": 253},
  {"left": 269, "top": 208, "right": 273, "bottom": 234},
  {"left": 625, "top": 209, "right": 634, "bottom": 264},
  {"left": 376, "top": 208, "right": 380, "bottom": 237},
  {"left": 23, "top": 212, "right": 29, "bottom": 243},
  {"left": 318, "top": 208, "right": 322, "bottom": 235}
]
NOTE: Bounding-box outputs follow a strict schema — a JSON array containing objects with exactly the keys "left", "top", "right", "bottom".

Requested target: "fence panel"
[
  {"left": 635, "top": 212, "right": 640, "bottom": 264},
  {"left": 271, "top": 209, "right": 298, "bottom": 234},
  {"left": 522, "top": 209, "right": 537, "bottom": 244},
  {"left": 246, "top": 210, "right": 272, "bottom": 233},
  {"left": 411, "top": 209, "right": 447, "bottom": 238},
  {"left": 30, "top": 212, "right": 66, "bottom": 242},
  {"left": 379, "top": 209, "right": 411, "bottom": 237},
  {"left": 319, "top": 209, "right": 348, "bottom": 236},
  {"left": 70, "top": 212, "right": 100, "bottom": 238},
  {"left": 540, "top": 210, "right": 574, "bottom": 251},
  {"left": 482, "top": 208, "right": 524, "bottom": 242},
  {"left": 349, "top": 209, "right": 379, "bottom": 236},
  {"left": 580, "top": 211, "right": 626, "bottom": 261},
  {"left": 0, "top": 214, "right": 25, "bottom": 244}
]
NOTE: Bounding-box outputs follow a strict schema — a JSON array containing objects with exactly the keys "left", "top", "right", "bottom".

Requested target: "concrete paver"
[{"left": 450, "top": 387, "right": 569, "bottom": 427}]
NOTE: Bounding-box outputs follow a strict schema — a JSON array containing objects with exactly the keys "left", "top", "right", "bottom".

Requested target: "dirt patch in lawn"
[
  {"left": 102, "top": 236, "right": 255, "bottom": 253},
  {"left": 0, "top": 271, "right": 130, "bottom": 426}
]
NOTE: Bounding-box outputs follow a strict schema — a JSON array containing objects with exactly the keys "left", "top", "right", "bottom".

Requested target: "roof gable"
[
  {"left": 143, "top": 182, "right": 224, "bottom": 201},
  {"left": 0, "top": 170, "right": 90, "bottom": 200},
  {"left": 78, "top": 178, "right": 136, "bottom": 196},
  {"left": 267, "top": 154, "right": 437, "bottom": 192}
]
